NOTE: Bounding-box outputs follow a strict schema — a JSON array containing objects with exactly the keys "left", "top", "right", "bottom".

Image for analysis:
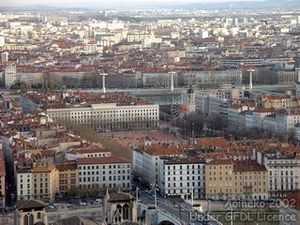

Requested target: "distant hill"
[
  {"left": 180, "top": 0, "right": 300, "bottom": 10},
  {"left": 0, "top": 0, "right": 299, "bottom": 11}
]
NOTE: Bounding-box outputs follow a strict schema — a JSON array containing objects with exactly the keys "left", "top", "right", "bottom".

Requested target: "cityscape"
[{"left": 0, "top": 0, "right": 300, "bottom": 225}]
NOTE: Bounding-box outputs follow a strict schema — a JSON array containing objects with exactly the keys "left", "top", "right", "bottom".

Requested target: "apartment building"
[
  {"left": 205, "top": 159, "right": 233, "bottom": 200},
  {"left": 226, "top": 104, "right": 250, "bottom": 130},
  {"left": 133, "top": 145, "right": 185, "bottom": 185},
  {"left": 195, "top": 87, "right": 243, "bottom": 116},
  {"left": 259, "top": 96, "right": 299, "bottom": 110},
  {"left": 159, "top": 157, "right": 206, "bottom": 199},
  {"left": 19, "top": 72, "right": 44, "bottom": 87},
  {"left": 74, "top": 146, "right": 112, "bottom": 158},
  {"left": 295, "top": 124, "right": 300, "bottom": 141},
  {"left": 245, "top": 108, "right": 275, "bottom": 130},
  {"left": 184, "top": 70, "right": 242, "bottom": 87},
  {"left": 56, "top": 162, "right": 78, "bottom": 194},
  {"left": 16, "top": 167, "right": 33, "bottom": 201},
  {"left": 256, "top": 151, "right": 300, "bottom": 197},
  {"left": 77, "top": 156, "right": 131, "bottom": 191},
  {"left": 4, "top": 64, "right": 17, "bottom": 88},
  {"left": 263, "top": 111, "right": 300, "bottom": 136},
  {"left": 206, "top": 160, "right": 268, "bottom": 200},
  {"left": 16, "top": 164, "right": 59, "bottom": 203}
]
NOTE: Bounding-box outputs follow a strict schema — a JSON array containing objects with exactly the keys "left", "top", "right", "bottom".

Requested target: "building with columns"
[{"left": 27, "top": 92, "right": 159, "bottom": 131}]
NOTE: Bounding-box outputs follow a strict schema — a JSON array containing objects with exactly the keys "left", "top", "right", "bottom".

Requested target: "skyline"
[{"left": 0, "top": 0, "right": 264, "bottom": 8}]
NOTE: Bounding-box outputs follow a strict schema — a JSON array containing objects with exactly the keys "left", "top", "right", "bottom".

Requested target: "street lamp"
[
  {"left": 150, "top": 184, "right": 159, "bottom": 209},
  {"left": 136, "top": 187, "right": 139, "bottom": 203}
]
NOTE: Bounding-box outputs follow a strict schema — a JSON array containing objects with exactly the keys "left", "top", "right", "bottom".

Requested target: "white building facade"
[
  {"left": 159, "top": 157, "right": 206, "bottom": 199},
  {"left": 46, "top": 103, "right": 159, "bottom": 131},
  {"left": 78, "top": 157, "right": 131, "bottom": 191},
  {"left": 264, "top": 154, "right": 300, "bottom": 197},
  {"left": 4, "top": 64, "right": 17, "bottom": 88},
  {"left": 16, "top": 169, "right": 33, "bottom": 201}
]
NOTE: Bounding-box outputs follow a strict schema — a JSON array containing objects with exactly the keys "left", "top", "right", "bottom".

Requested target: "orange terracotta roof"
[
  {"left": 140, "top": 145, "right": 185, "bottom": 156},
  {"left": 197, "top": 137, "right": 229, "bottom": 148},
  {"left": 233, "top": 160, "right": 267, "bottom": 172}
]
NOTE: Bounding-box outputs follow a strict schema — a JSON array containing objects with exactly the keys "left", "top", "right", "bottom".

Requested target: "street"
[{"left": 139, "top": 190, "right": 221, "bottom": 225}]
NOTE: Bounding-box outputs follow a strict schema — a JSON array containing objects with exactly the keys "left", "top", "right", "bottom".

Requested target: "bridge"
[
  {"left": 76, "top": 83, "right": 294, "bottom": 96},
  {"left": 139, "top": 203, "right": 181, "bottom": 225}
]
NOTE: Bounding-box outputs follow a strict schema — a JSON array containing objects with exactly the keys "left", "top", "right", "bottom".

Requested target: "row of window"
[
  {"left": 79, "top": 175, "right": 130, "bottom": 183},
  {"left": 167, "top": 165, "right": 204, "bottom": 170},
  {"left": 166, "top": 181, "right": 203, "bottom": 188},
  {"left": 79, "top": 170, "right": 130, "bottom": 175},
  {"left": 167, "top": 176, "right": 203, "bottom": 181},
  {"left": 79, "top": 164, "right": 130, "bottom": 170},
  {"left": 50, "top": 109, "right": 158, "bottom": 116}
]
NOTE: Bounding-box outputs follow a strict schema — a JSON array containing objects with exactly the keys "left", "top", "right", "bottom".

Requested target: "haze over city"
[
  {"left": 0, "top": 0, "right": 300, "bottom": 225},
  {"left": 0, "top": 0, "right": 268, "bottom": 8}
]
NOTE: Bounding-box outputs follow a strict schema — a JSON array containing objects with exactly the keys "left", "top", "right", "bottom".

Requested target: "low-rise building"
[{"left": 206, "top": 160, "right": 269, "bottom": 200}]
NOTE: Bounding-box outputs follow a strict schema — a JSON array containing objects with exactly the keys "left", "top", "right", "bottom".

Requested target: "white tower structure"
[
  {"left": 168, "top": 72, "right": 176, "bottom": 93},
  {"left": 248, "top": 69, "right": 255, "bottom": 91},
  {"left": 100, "top": 73, "right": 108, "bottom": 94}
]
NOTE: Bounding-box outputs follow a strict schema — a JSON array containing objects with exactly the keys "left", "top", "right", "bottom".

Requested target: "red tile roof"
[
  {"left": 233, "top": 160, "right": 267, "bottom": 172},
  {"left": 197, "top": 137, "right": 229, "bottom": 148}
]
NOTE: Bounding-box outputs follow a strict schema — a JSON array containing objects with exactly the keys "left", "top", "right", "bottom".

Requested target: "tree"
[
  {"left": 206, "top": 115, "right": 228, "bottom": 131},
  {"left": 177, "top": 112, "right": 204, "bottom": 138}
]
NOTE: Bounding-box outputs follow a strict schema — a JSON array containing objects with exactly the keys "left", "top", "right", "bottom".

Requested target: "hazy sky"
[{"left": 0, "top": 0, "right": 260, "bottom": 7}]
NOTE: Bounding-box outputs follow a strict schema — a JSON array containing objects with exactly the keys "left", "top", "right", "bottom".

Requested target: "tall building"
[
  {"left": 0, "top": 36, "right": 4, "bottom": 47},
  {"left": 0, "top": 51, "right": 8, "bottom": 63},
  {"left": 133, "top": 145, "right": 185, "bottom": 186},
  {"left": 4, "top": 64, "right": 17, "bottom": 88},
  {"left": 16, "top": 164, "right": 59, "bottom": 203},
  {"left": 200, "top": 30, "right": 209, "bottom": 39},
  {"left": 159, "top": 157, "right": 206, "bottom": 199}
]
